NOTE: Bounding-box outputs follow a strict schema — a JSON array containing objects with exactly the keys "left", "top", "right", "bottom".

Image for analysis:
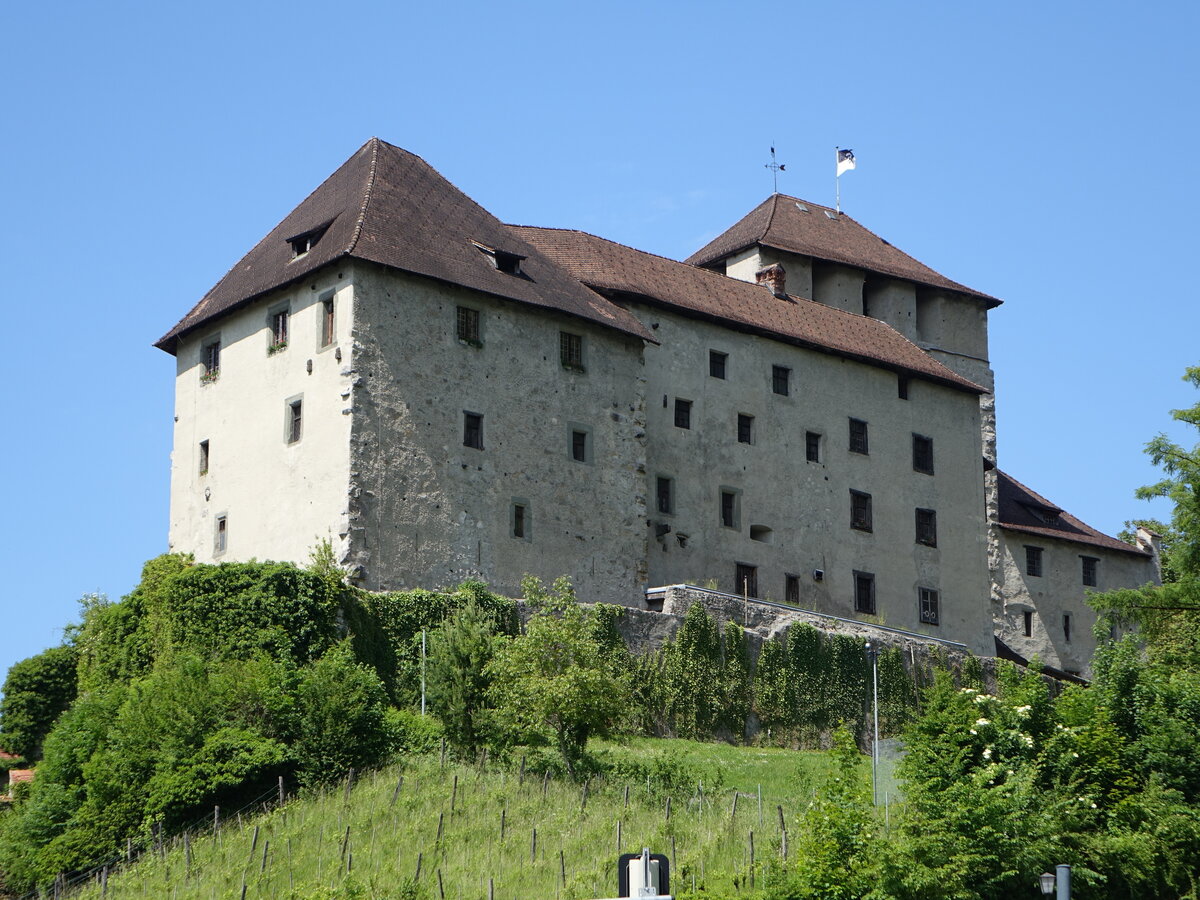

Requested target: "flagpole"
[{"left": 835, "top": 146, "right": 841, "bottom": 214}]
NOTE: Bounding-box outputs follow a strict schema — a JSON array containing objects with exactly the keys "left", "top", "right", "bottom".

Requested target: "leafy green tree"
[
  {"left": 0, "top": 643, "right": 78, "bottom": 761},
  {"left": 427, "top": 602, "right": 504, "bottom": 757},
  {"left": 487, "top": 576, "right": 631, "bottom": 779},
  {"left": 1137, "top": 365, "right": 1200, "bottom": 579}
]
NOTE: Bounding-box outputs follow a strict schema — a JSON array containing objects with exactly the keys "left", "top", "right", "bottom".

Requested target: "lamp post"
[
  {"left": 1039, "top": 865, "right": 1071, "bottom": 899},
  {"left": 863, "top": 641, "right": 879, "bottom": 805}
]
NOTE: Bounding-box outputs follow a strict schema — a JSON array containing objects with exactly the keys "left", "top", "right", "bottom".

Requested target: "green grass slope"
[{"left": 67, "top": 738, "right": 846, "bottom": 900}]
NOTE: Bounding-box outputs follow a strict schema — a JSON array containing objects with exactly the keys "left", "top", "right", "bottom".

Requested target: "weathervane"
[{"left": 765, "top": 146, "right": 786, "bottom": 193}]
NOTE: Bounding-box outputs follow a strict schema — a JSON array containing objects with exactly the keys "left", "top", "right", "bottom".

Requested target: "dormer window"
[
  {"left": 473, "top": 241, "right": 525, "bottom": 276},
  {"left": 287, "top": 223, "right": 330, "bottom": 260},
  {"left": 1022, "top": 503, "right": 1062, "bottom": 526}
]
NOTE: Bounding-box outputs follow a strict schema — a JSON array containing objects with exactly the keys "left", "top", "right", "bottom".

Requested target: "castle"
[{"left": 156, "top": 138, "right": 1158, "bottom": 673}]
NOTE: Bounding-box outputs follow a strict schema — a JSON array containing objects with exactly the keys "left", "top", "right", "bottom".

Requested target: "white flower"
[
  {"left": 975, "top": 718, "right": 991, "bottom": 727},
  {"left": 1072, "top": 752, "right": 1080, "bottom": 758},
  {"left": 982, "top": 748, "right": 993, "bottom": 760},
  {"left": 969, "top": 729, "right": 978, "bottom": 735},
  {"left": 1015, "top": 705, "right": 1032, "bottom": 715},
  {"left": 1091, "top": 803, "right": 1098, "bottom": 809},
  {"left": 974, "top": 694, "right": 989, "bottom": 704},
  {"left": 961, "top": 688, "right": 978, "bottom": 694},
  {"left": 1021, "top": 734, "right": 1035, "bottom": 747}
]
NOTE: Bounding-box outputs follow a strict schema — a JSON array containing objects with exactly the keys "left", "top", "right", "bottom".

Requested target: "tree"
[
  {"left": 1135, "top": 365, "right": 1200, "bottom": 578},
  {"left": 486, "top": 577, "right": 631, "bottom": 779},
  {"left": 0, "top": 644, "right": 79, "bottom": 761},
  {"left": 427, "top": 602, "right": 504, "bottom": 757}
]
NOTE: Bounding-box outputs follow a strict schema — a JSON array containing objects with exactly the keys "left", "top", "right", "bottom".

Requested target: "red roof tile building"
[{"left": 156, "top": 139, "right": 1155, "bottom": 669}]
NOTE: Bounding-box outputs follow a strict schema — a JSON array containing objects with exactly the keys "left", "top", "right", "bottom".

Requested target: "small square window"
[
  {"left": 849, "top": 418, "right": 868, "bottom": 454},
  {"left": 919, "top": 587, "right": 940, "bottom": 625},
  {"left": 214, "top": 515, "right": 228, "bottom": 555},
  {"left": 571, "top": 429, "right": 588, "bottom": 463},
  {"left": 270, "top": 309, "right": 289, "bottom": 353},
  {"left": 457, "top": 306, "right": 481, "bottom": 345},
  {"left": 720, "top": 490, "right": 738, "bottom": 529},
  {"left": 1025, "top": 546, "right": 1043, "bottom": 577},
  {"left": 772, "top": 365, "right": 791, "bottom": 396},
  {"left": 735, "top": 563, "right": 758, "bottom": 598},
  {"left": 287, "top": 399, "right": 303, "bottom": 444},
  {"left": 320, "top": 296, "right": 336, "bottom": 347},
  {"left": 560, "top": 331, "right": 584, "bottom": 371},
  {"left": 201, "top": 339, "right": 221, "bottom": 383},
  {"left": 674, "top": 398, "right": 692, "bottom": 429},
  {"left": 198, "top": 440, "right": 209, "bottom": 476},
  {"left": 912, "top": 434, "right": 934, "bottom": 475},
  {"left": 785, "top": 574, "right": 800, "bottom": 604},
  {"left": 1081, "top": 556, "right": 1098, "bottom": 587},
  {"left": 850, "top": 490, "right": 873, "bottom": 532},
  {"left": 709, "top": 350, "right": 727, "bottom": 379},
  {"left": 512, "top": 502, "right": 529, "bottom": 540},
  {"left": 737, "top": 414, "right": 754, "bottom": 445},
  {"left": 915, "top": 508, "right": 937, "bottom": 547},
  {"left": 854, "top": 571, "right": 876, "bottom": 615},
  {"left": 1023, "top": 610, "right": 1033, "bottom": 637},
  {"left": 656, "top": 476, "right": 673, "bottom": 515},
  {"left": 805, "top": 431, "right": 821, "bottom": 463},
  {"left": 898, "top": 375, "right": 910, "bottom": 400},
  {"left": 463, "top": 412, "right": 484, "bottom": 450}
]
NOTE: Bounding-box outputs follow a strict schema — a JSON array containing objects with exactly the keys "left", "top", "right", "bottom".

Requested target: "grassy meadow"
[{"left": 67, "top": 738, "right": 846, "bottom": 900}]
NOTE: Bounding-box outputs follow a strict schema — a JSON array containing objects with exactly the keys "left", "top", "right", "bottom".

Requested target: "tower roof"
[
  {"left": 686, "top": 194, "right": 1001, "bottom": 307},
  {"left": 512, "top": 225, "right": 985, "bottom": 394},
  {"left": 156, "top": 139, "right": 653, "bottom": 353}
]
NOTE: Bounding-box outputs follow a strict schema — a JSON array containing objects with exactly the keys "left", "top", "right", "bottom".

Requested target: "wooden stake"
[
  {"left": 757, "top": 785, "right": 763, "bottom": 827},
  {"left": 542, "top": 770, "right": 550, "bottom": 798},
  {"left": 250, "top": 825, "right": 259, "bottom": 858},
  {"left": 559, "top": 849, "right": 566, "bottom": 886},
  {"left": 391, "top": 775, "right": 405, "bottom": 806},
  {"left": 279, "top": 775, "right": 285, "bottom": 807},
  {"left": 531, "top": 827, "right": 537, "bottom": 862},
  {"left": 749, "top": 831, "right": 755, "bottom": 888},
  {"left": 616, "top": 820, "right": 622, "bottom": 854},
  {"left": 340, "top": 825, "right": 351, "bottom": 861},
  {"left": 623, "top": 784, "right": 630, "bottom": 808},
  {"left": 500, "top": 807, "right": 507, "bottom": 843},
  {"left": 519, "top": 755, "right": 527, "bottom": 784},
  {"left": 580, "top": 779, "right": 589, "bottom": 812},
  {"left": 437, "top": 869, "right": 445, "bottom": 900},
  {"left": 452, "top": 774, "right": 458, "bottom": 813},
  {"left": 731, "top": 790, "right": 739, "bottom": 820},
  {"left": 489, "top": 877, "right": 495, "bottom": 900},
  {"left": 440, "top": 737, "right": 447, "bottom": 767},
  {"left": 260, "top": 840, "right": 269, "bottom": 874},
  {"left": 436, "top": 812, "right": 445, "bottom": 846},
  {"left": 665, "top": 796, "right": 671, "bottom": 821},
  {"left": 415, "top": 852, "right": 423, "bottom": 881}
]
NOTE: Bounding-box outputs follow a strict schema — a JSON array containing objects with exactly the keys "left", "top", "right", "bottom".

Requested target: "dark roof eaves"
[{"left": 997, "top": 522, "right": 1151, "bottom": 558}]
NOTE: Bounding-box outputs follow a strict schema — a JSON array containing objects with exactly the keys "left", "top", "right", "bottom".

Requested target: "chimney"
[{"left": 755, "top": 263, "right": 788, "bottom": 299}]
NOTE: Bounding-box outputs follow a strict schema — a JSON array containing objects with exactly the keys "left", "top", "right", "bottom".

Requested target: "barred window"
[
  {"left": 919, "top": 588, "right": 940, "bottom": 625},
  {"left": 709, "top": 350, "right": 727, "bottom": 379},
  {"left": 849, "top": 418, "right": 869, "bottom": 454},
  {"left": 560, "top": 331, "right": 584, "bottom": 370},
  {"left": 1026, "top": 546, "right": 1044, "bottom": 577},
  {"left": 915, "top": 508, "right": 937, "bottom": 547},
  {"left": 737, "top": 414, "right": 754, "bottom": 444},
  {"left": 851, "top": 490, "right": 873, "bottom": 532},
  {"left": 772, "top": 365, "right": 791, "bottom": 396},
  {"left": 913, "top": 434, "right": 934, "bottom": 474},
  {"left": 457, "top": 306, "right": 480, "bottom": 344},
  {"left": 854, "top": 571, "right": 876, "bottom": 614},
  {"left": 1081, "top": 556, "right": 1098, "bottom": 587},
  {"left": 674, "top": 398, "right": 692, "bottom": 429},
  {"left": 463, "top": 412, "right": 484, "bottom": 450},
  {"left": 805, "top": 431, "right": 821, "bottom": 463}
]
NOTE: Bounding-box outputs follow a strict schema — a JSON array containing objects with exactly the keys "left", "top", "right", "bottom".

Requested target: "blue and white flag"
[{"left": 837, "top": 148, "right": 856, "bottom": 176}]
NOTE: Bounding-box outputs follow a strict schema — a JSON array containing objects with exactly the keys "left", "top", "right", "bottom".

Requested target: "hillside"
[{"left": 63, "top": 738, "right": 843, "bottom": 900}]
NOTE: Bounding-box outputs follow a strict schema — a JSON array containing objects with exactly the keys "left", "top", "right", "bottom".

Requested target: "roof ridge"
[
  {"left": 345, "top": 137, "right": 381, "bottom": 256},
  {"left": 761, "top": 193, "right": 781, "bottom": 241}
]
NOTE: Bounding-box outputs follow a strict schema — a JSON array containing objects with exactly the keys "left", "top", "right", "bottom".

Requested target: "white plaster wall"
[
  {"left": 168, "top": 268, "right": 355, "bottom": 567},
  {"left": 864, "top": 278, "right": 918, "bottom": 341},
  {"left": 346, "top": 262, "right": 648, "bottom": 602},
  {"left": 724, "top": 247, "right": 813, "bottom": 299},
  {"left": 995, "top": 532, "right": 1160, "bottom": 676},
  {"left": 811, "top": 260, "right": 866, "bottom": 314},
  {"left": 631, "top": 300, "right": 993, "bottom": 654}
]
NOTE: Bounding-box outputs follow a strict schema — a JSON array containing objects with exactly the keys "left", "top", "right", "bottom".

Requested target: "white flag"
[{"left": 837, "top": 148, "right": 856, "bottom": 177}]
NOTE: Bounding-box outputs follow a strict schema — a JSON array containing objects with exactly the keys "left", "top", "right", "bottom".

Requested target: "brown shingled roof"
[
  {"left": 686, "top": 194, "right": 1001, "bottom": 307},
  {"left": 510, "top": 226, "right": 984, "bottom": 394},
  {"left": 156, "top": 139, "right": 652, "bottom": 353},
  {"left": 997, "top": 469, "right": 1150, "bottom": 557}
]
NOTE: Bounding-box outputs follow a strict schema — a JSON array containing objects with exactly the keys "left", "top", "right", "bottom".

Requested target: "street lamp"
[
  {"left": 863, "top": 641, "right": 879, "bottom": 805},
  {"left": 1039, "top": 865, "right": 1071, "bottom": 898}
]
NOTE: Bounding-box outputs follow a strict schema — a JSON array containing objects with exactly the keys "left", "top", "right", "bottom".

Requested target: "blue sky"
[{"left": 3, "top": 1, "right": 1198, "bottom": 686}]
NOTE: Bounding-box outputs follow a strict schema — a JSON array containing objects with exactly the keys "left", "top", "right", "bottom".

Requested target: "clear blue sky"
[{"left": 3, "top": 1, "right": 1198, "bottom": 686}]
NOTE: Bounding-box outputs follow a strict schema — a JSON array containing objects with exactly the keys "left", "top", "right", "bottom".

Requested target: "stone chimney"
[
  {"left": 1136, "top": 524, "right": 1165, "bottom": 582},
  {"left": 755, "top": 263, "right": 788, "bottom": 299}
]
